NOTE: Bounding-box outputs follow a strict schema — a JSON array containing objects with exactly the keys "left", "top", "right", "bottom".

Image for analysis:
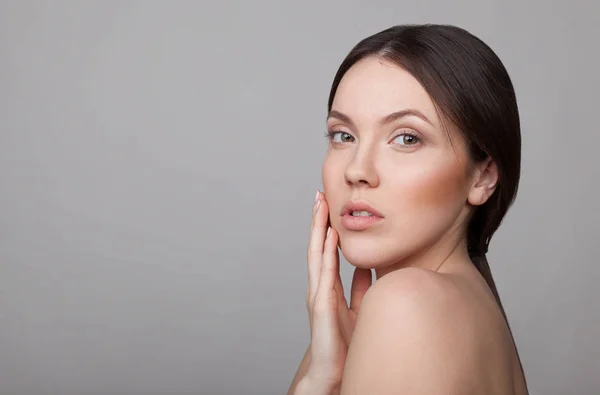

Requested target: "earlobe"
[{"left": 467, "top": 158, "right": 499, "bottom": 206}]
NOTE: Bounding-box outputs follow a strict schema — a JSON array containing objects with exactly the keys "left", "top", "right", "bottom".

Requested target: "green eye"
[
  {"left": 327, "top": 131, "right": 355, "bottom": 143},
  {"left": 393, "top": 133, "right": 420, "bottom": 146}
]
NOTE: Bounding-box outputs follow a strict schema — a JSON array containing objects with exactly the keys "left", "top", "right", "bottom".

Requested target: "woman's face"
[{"left": 323, "top": 56, "right": 482, "bottom": 273}]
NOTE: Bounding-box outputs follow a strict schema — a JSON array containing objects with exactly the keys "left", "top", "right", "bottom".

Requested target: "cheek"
[
  {"left": 392, "top": 158, "right": 470, "bottom": 209},
  {"left": 321, "top": 153, "right": 345, "bottom": 221}
]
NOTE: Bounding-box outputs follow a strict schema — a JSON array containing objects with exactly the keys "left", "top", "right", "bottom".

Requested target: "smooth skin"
[
  {"left": 288, "top": 56, "right": 528, "bottom": 394},
  {"left": 290, "top": 193, "right": 527, "bottom": 395},
  {"left": 297, "top": 192, "right": 372, "bottom": 395}
]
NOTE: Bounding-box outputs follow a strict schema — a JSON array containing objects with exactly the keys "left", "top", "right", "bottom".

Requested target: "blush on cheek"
[
  {"left": 321, "top": 155, "right": 338, "bottom": 201},
  {"left": 406, "top": 161, "right": 470, "bottom": 208}
]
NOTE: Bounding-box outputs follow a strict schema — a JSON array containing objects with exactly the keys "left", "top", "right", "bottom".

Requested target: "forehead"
[{"left": 331, "top": 56, "right": 441, "bottom": 128}]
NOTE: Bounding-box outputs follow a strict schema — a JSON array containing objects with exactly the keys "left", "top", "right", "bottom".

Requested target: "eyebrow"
[{"left": 326, "top": 109, "right": 434, "bottom": 127}]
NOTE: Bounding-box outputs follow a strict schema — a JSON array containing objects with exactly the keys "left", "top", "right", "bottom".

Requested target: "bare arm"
[{"left": 287, "top": 345, "right": 311, "bottom": 395}]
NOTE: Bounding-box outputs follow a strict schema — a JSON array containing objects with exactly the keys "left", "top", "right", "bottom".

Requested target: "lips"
[
  {"left": 340, "top": 201, "right": 384, "bottom": 231},
  {"left": 340, "top": 201, "right": 384, "bottom": 218}
]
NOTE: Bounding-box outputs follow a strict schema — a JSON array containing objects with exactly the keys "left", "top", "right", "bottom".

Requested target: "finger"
[
  {"left": 309, "top": 190, "right": 319, "bottom": 229},
  {"left": 333, "top": 248, "right": 349, "bottom": 313},
  {"left": 316, "top": 227, "right": 339, "bottom": 297},
  {"left": 309, "top": 192, "right": 329, "bottom": 230},
  {"left": 311, "top": 226, "right": 339, "bottom": 342},
  {"left": 307, "top": 193, "right": 322, "bottom": 306},
  {"left": 307, "top": 192, "right": 329, "bottom": 306},
  {"left": 350, "top": 267, "right": 372, "bottom": 313}
]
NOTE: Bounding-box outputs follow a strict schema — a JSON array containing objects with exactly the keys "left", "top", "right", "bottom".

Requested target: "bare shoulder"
[
  {"left": 365, "top": 266, "right": 465, "bottom": 308},
  {"left": 359, "top": 267, "right": 477, "bottom": 328},
  {"left": 340, "top": 267, "right": 518, "bottom": 394}
]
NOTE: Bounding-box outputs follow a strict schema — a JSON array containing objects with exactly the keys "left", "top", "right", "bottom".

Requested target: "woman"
[{"left": 287, "top": 24, "right": 529, "bottom": 394}]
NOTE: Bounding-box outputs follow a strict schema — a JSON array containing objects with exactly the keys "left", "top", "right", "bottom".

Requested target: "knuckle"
[
  {"left": 321, "top": 265, "right": 336, "bottom": 277},
  {"left": 312, "top": 294, "right": 334, "bottom": 316}
]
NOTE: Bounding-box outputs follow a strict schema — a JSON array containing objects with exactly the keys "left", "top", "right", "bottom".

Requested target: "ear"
[{"left": 467, "top": 157, "right": 499, "bottom": 206}]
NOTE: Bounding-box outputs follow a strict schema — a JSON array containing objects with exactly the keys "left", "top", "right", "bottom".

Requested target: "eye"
[
  {"left": 326, "top": 130, "right": 355, "bottom": 143},
  {"left": 392, "top": 132, "right": 420, "bottom": 146}
]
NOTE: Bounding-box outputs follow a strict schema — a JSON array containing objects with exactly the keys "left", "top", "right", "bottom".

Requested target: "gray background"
[{"left": 0, "top": 1, "right": 598, "bottom": 394}]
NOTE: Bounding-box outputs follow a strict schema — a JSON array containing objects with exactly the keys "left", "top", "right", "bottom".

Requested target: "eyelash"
[
  {"left": 324, "top": 130, "right": 347, "bottom": 140},
  {"left": 324, "top": 129, "right": 422, "bottom": 146}
]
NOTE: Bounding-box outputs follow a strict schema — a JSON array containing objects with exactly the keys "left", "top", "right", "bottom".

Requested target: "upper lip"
[{"left": 340, "top": 201, "right": 384, "bottom": 217}]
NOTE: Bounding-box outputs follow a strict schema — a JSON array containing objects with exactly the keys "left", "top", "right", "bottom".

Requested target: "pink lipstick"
[{"left": 340, "top": 201, "right": 384, "bottom": 231}]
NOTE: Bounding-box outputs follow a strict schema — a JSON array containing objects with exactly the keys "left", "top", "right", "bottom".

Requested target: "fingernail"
[
  {"left": 314, "top": 199, "right": 320, "bottom": 213},
  {"left": 327, "top": 227, "right": 331, "bottom": 236},
  {"left": 314, "top": 190, "right": 320, "bottom": 202}
]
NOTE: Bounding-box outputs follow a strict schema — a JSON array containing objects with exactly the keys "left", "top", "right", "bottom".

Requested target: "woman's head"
[{"left": 322, "top": 24, "right": 520, "bottom": 275}]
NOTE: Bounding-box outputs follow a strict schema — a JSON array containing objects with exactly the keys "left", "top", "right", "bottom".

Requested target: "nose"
[{"left": 344, "top": 145, "right": 380, "bottom": 188}]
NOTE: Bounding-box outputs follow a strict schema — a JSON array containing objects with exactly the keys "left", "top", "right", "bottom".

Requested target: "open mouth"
[
  {"left": 350, "top": 210, "right": 374, "bottom": 217},
  {"left": 340, "top": 202, "right": 383, "bottom": 231}
]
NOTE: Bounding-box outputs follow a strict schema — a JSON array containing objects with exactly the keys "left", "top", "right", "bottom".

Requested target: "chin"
[{"left": 338, "top": 231, "right": 406, "bottom": 270}]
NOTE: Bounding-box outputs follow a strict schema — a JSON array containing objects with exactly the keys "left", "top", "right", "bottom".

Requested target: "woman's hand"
[{"left": 301, "top": 191, "right": 372, "bottom": 394}]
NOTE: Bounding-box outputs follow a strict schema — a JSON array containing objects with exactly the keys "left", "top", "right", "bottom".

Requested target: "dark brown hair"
[{"left": 327, "top": 23, "right": 525, "bottom": 382}]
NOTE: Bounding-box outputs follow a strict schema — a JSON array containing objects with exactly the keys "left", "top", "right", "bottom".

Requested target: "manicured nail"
[
  {"left": 327, "top": 227, "right": 331, "bottom": 236},
  {"left": 315, "top": 190, "right": 320, "bottom": 202},
  {"left": 314, "top": 199, "right": 320, "bottom": 213}
]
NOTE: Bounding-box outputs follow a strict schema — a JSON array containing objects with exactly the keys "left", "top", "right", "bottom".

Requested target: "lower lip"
[{"left": 341, "top": 214, "right": 383, "bottom": 231}]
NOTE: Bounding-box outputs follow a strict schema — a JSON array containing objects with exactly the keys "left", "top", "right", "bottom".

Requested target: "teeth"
[{"left": 351, "top": 210, "right": 373, "bottom": 217}]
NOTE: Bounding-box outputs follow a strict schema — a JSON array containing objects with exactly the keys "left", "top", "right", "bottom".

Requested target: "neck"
[{"left": 374, "top": 232, "right": 472, "bottom": 280}]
